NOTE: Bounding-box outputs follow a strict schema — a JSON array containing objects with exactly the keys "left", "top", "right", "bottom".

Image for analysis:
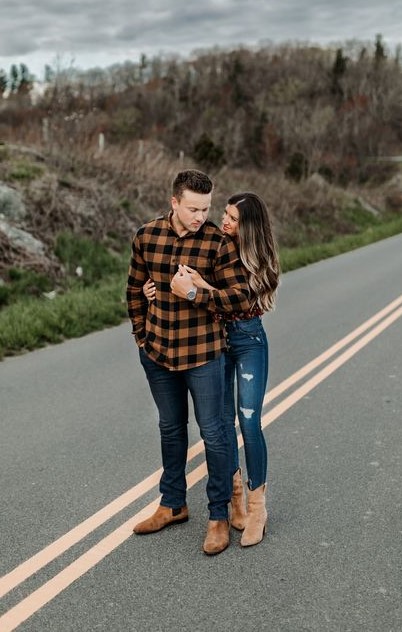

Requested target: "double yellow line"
[{"left": 1, "top": 294, "right": 402, "bottom": 630}]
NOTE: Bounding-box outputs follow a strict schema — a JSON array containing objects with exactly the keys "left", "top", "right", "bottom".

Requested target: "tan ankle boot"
[
  {"left": 203, "top": 520, "right": 230, "bottom": 555},
  {"left": 133, "top": 505, "right": 188, "bottom": 535},
  {"left": 230, "top": 468, "right": 247, "bottom": 531},
  {"left": 240, "top": 484, "right": 267, "bottom": 547}
]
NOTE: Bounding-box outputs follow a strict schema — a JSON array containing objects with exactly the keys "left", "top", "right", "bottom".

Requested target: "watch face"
[{"left": 187, "top": 289, "right": 196, "bottom": 300}]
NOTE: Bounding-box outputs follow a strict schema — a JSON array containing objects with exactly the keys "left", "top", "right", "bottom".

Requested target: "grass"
[
  {"left": 279, "top": 215, "right": 402, "bottom": 272},
  {"left": 1, "top": 217, "right": 402, "bottom": 360},
  {"left": 0, "top": 276, "right": 127, "bottom": 359}
]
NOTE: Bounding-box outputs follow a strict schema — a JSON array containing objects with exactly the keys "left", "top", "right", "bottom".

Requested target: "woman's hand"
[
  {"left": 181, "top": 265, "right": 215, "bottom": 291},
  {"left": 143, "top": 278, "right": 156, "bottom": 302}
]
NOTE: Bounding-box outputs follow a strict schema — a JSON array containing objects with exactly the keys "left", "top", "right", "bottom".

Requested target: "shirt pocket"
[{"left": 179, "top": 255, "right": 213, "bottom": 277}]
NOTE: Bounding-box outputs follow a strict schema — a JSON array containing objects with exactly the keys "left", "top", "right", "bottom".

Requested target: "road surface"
[{"left": 0, "top": 234, "right": 401, "bottom": 631}]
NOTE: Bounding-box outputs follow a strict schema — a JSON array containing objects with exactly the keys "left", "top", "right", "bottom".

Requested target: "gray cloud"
[{"left": 0, "top": 0, "right": 401, "bottom": 78}]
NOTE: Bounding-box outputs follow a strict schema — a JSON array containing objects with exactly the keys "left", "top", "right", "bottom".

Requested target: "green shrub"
[
  {"left": 108, "top": 107, "right": 143, "bottom": 141},
  {"left": 54, "top": 232, "right": 124, "bottom": 285},
  {"left": 193, "top": 133, "right": 226, "bottom": 170},
  {"left": 317, "top": 165, "right": 334, "bottom": 182},
  {"left": 0, "top": 285, "right": 11, "bottom": 306},
  {"left": 6, "top": 267, "right": 53, "bottom": 300},
  {"left": 9, "top": 161, "right": 44, "bottom": 181},
  {"left": 285, "top": 152, "right": 309, "bottom": 182}
]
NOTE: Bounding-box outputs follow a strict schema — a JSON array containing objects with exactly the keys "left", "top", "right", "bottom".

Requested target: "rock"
[
  {"left": 0, "top": 219, "right": 46, "bottom": 256},
  {"left": 308, "top": 173, "right": 328, "bottom": 188},
  {"left": 0, "top": 183, "right": 27, "bottom": 221},
  {"left": 356, "top": 196, "right": 380, "bottom": 216}
]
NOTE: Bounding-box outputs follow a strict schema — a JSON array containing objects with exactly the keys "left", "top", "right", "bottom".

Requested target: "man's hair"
[{"left": 172, "top": 169, "right": 213, "bottom": 200}]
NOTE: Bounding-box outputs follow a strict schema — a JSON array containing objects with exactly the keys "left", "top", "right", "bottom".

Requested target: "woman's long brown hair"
[{"left": 227, "top": 191, "right": 280, "bottom": 311}]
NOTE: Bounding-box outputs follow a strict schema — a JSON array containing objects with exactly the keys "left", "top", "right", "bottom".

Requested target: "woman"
[{"left": 144, "top": 192, "right": 280, "bottom": 547}]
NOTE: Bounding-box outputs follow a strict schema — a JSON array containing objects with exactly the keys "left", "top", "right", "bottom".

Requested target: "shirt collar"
[{"left": 167, "top": 210, "right": 206, "bottom": 239}]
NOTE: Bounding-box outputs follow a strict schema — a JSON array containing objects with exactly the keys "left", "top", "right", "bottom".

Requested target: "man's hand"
[{"left": 171, "top": 265, "right": 196, "bottom": 299}]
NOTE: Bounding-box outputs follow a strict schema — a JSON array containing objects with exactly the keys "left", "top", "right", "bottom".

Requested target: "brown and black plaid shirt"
[{"left": 126, "top": 213, "right": 250, "bottom": 370}]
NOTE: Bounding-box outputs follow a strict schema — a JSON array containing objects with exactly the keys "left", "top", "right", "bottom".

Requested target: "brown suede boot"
[
  {"left": 230, "top": 468, "right": 247, "bottom": 531},
  {"left": 133, "top": 505, "right": 188, "bottom": 535},
  {"left": 203, "top": 519, "right": 230, "bottom": 555},
  {"left": 240, "top": 484, "right": 267, "bottom": 547}
]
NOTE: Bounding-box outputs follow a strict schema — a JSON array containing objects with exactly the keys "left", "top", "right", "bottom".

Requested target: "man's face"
[{"left": 171, "top": 190, "right": 211, "bottom": 236}]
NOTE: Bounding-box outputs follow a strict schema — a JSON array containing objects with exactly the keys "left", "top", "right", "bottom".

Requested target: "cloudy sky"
[{"left": 1, "top": 0, "right": 401, "bottom": 79}]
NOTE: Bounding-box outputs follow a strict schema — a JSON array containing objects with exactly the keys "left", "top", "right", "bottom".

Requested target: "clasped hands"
[
  {"left": 170, "top": 264, "right": 199, "bottom": 299},
  {"left": 143, "top": 265, "right": 212, "bottom": 302}
]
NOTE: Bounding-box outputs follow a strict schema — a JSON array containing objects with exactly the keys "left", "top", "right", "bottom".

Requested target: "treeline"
[{"left": 1, "top": 35, "right": 402, "bottom": 184}]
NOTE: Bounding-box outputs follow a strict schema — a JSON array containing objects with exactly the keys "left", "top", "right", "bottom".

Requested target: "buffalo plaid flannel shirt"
[{"left": 126, "top": 214, "right": 250, "bottom": 370}]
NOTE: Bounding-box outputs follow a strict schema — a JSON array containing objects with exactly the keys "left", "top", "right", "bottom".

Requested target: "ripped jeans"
[{"left": 224, "top": 317, "right": 269, "bottom": 490}]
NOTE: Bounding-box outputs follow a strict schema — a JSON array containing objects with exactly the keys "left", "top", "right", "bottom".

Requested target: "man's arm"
[{"left": 126, "top": 232, "right": 148, "bottom": 346}]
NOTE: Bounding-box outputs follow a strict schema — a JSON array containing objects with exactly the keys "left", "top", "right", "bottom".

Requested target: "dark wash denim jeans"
[
  {"left": 139, "top": 349, "right": 231, "bottom": 520},
  {"left": 224, "top": 316, "right": 269, "bottom": 490}
]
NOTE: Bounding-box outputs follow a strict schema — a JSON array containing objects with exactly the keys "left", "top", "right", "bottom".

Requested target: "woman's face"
[{"left": 221, "top": 204, "right": 240, "bottom": 238}]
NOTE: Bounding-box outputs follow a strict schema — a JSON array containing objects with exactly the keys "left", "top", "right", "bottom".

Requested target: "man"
[{"left": 126, "top": 169, "right": 250, "bottom": 555}]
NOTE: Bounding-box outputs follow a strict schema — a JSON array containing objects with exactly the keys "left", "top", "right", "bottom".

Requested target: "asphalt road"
[{"left": 1, "top": 234, "right": 401, "bottom": 631}]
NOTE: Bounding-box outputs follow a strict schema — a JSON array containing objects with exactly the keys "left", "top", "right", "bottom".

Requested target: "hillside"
[
  {"left": 1, "top": 139, "right": 402, "bottom": 282},
  {"left": 1, "top": 37, "right": 402, "bottom": 295}
]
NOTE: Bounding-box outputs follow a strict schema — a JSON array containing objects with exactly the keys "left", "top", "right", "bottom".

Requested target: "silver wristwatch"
[{"left": 186, "top": 287, "right": 197, "bottom": 301}]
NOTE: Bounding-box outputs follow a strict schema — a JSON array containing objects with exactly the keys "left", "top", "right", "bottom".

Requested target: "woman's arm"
[{"left": 180, "top": 265, "right": 215, "bottom": 291}]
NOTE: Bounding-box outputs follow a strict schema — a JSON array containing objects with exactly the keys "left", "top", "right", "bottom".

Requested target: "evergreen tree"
[
  {"left": 0, "top": 69, "right": 8, "bottom": 96},
  {"left": 139, "top": 53, "right": 148, "bottom": 83},
  {"left": 395, "top": 44, "right": 401, "bottom": 67},
  {"left": 331, "top": 48, "right": 347, "bottom": 97},
  {"left": 44, "top": 64, "right": 55, "bottom": 83},
  {"left": 10, "top": 64, "right": 19, "bottom": 93},
  {"left": 19, "top": 63, "right": 33, "bottom": 94},
  {"left": 374, "top": 34, "right": 386, "bottom": 64}
]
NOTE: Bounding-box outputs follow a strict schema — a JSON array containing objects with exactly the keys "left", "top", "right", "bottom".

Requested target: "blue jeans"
[
  {"left": 224, "top": 317, "right": 269, "bottom": 490},
  {"left": 139, "top": 349, "right": 231, "bottom": 520}
]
